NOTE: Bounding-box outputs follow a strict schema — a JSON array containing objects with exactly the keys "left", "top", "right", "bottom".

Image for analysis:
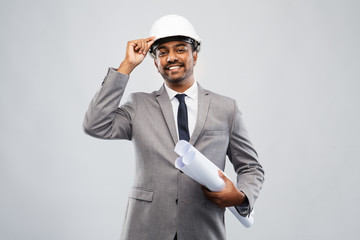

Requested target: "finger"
[
  {"left": 146, "top": 37, "right": 156, "bottom": 50},
  {"left": 201, "top": 185, "right": 210, "bottom": 192},
  {"left": 144, "top": 38, "right": 154, "bottom": 54},
  {"left": 201, "top": 185, "right": 216, "bottom": 197},
  {"left": 134, "top": 41, "right": 141, "bottom": 52},
  {"left": 141, "top": 39, "right": 147, "bottom": 55},
  {"left": 142, "top": 39, "right": 147, "bottom": 53},
  {"left": 140, "top": 39, "right": 147, "bottom": 55},
  {"left": 201, "top": 186, "right": 219, "bottom": 199},
  {"left": 201, "top": 187, "right": 212, "bottom": 199},
  {"left": 143, "top": 43, "right": 149, "bottom": 55},
  {"left": 147, "top": 39, "right": 155, "bottom": 49},
  {"left": 218, "top": 170, "right": 227, "bottom": 180},
  {"left": 145, "top": 36, "right": 156, "bottom": 42},
  {"left": 135, "top": 40, "right": 144, "bottom": 53},
  {"left": 129, "top": 40, "right": 138, "bottom": 51}
]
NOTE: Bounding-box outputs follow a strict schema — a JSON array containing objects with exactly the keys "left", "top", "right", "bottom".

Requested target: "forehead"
[{"left": 156, "top": 40, "right": 191, "bottom": 50}]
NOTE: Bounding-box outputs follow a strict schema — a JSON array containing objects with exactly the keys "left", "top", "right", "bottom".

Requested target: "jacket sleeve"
[
  {"left": 83, "top": 68, "right": 136, "bottom": 140},
  {"left": 227, "top": 100, "right": 265, "bottom": 216}
]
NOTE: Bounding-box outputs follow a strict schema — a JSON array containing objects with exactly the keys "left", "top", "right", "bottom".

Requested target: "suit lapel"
[
  {"left": 190, "top": 83, "right": 211, "bottom": 146},
  {"left": 155, "top": 83, "right": 211, "bottom": 146},
  {"left": 155, "top": 85, "right": 178, "bottom": 145}
]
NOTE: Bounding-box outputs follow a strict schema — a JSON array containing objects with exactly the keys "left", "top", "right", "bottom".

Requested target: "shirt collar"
[{"left": 164, "top": 81, "right": 198, "bottom": 100}]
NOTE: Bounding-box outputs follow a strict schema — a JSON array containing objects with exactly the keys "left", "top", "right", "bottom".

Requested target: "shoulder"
[
  {"left": 200, "top": 84, "right": 237, "bottom": 108},
  {"left": 130, "top": 90, "right": 159, "bottom": 100},
  {"left": 208, "top": 90, "right": 235, "bottom": 103},
  {"left": 126, "top": 90, "right": 161, "bottom": 108}
]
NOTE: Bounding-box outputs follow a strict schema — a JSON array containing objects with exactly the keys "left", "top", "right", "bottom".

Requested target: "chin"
[
  {"left": 165, "top": 77, "right": 186, "bottom": 84},
  {"left": 162, "top": 73, "right": 186, "bottom": 83}
]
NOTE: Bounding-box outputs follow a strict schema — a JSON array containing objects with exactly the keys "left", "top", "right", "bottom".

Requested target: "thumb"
[{"left": 218, "top": 170, "right": 228, "bottom": 181}]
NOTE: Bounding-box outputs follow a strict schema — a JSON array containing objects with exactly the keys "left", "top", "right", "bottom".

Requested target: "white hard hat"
[{"left": 149, "top": 14, "right": 201, "bottom": 57}]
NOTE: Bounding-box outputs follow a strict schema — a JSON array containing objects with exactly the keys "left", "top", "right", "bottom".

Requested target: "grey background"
[{"left": 1, "top": 0, "right": 359, "bottom": 239}]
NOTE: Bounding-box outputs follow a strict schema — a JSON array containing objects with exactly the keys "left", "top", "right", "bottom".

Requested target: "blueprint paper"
[
  {"left": 182, "top": 149, "right": 225, "bottom": 191},
  {"left": 174, "top": 140, "right": 225, "bottom": 190},
  {"left": 228, "top": 206, "right": 254, "bottom": 228},
  {"left": 175, "top": 157, "right": 202, "bottom": 183},
  {"left": 174, "top": 140, "right": 254, "bottom": 228}
]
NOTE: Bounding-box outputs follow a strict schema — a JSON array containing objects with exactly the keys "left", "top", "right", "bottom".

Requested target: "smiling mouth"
[
  {"left": 166, "top": 65, "right": 183, "bottom": 71},
  {"left": 169, "top": 66, "right": 180, "bottom": 70}
]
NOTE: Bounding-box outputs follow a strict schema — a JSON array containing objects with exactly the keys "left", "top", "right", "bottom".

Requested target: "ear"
[
  {"left": 154, "top": 58, "right": 159, "bottom": 72},
  {"left": 192, "top": 51, "right": 198, "bottom": 66}
]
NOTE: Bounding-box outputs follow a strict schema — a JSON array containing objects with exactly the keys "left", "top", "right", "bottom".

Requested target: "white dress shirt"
[{"left": 164, "top": 81, "right": 198, "bottom": 140}]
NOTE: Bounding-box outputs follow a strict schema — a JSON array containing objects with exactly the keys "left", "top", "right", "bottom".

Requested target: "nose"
[{"left": 167, "top": 50, "right": 178, "bottom": 62}]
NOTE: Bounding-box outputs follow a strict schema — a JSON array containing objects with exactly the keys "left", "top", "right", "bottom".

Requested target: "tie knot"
[{"left": 175, "top": 94, "right": 186, "bottom": 103}]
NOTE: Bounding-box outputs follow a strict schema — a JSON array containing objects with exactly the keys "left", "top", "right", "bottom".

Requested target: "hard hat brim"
[{"left": 149, "top": 35, "right": 200, "bottom": 58}]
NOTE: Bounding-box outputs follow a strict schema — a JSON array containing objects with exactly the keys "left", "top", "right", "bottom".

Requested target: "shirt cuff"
[{"left": 234, "top": 195, "right": 250, "bottom": 217}]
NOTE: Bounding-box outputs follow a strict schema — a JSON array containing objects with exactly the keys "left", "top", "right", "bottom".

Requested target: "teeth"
[{"left": 169, "top": 66, "right": 180, "bottom": 70}]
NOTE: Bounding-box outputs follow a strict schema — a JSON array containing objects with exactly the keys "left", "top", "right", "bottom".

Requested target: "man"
[{"left": 84, "top": 15, "right": 264, "bottom": 240}]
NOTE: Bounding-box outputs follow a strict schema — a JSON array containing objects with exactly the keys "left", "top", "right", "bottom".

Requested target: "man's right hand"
[{"left": 117, "top": 36, "right": 156, "bottom": 75}]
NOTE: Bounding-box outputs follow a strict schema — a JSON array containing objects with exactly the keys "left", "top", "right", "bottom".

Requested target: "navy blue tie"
[{"left": 175, "top": 94, "right": 190, "bottom": 141}]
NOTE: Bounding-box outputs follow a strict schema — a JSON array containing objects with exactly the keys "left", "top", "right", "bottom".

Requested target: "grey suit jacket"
[{"left": 83, "top": 68, "right": 264, "bottom": 240}]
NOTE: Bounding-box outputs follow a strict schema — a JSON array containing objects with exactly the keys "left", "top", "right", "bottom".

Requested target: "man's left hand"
[{"left": 201, "top": 170, "right": 247, "bottom": 208}]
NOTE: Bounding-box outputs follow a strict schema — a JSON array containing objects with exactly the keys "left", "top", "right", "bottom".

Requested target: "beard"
[{"left": 161, "top": 65, "right": 194, "bottom": 84}]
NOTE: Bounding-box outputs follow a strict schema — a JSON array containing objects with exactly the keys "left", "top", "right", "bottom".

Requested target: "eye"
[
  {"left": 177, "top": 48, "right": 186, "bottom": 53},
  {"left": 158, "top": 51, "right": 167, "bottom": 57}
]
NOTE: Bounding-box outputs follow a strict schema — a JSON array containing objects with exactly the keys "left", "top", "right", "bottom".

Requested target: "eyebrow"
[{"left": 157, "top": 43, "right": 188, "bottom": 51}]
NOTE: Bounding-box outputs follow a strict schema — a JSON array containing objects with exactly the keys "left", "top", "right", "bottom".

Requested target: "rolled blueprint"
[{"left": 174, "top": 140, "right": 254, "bottom": 228}]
